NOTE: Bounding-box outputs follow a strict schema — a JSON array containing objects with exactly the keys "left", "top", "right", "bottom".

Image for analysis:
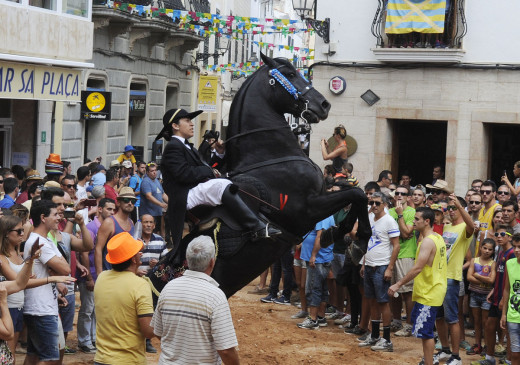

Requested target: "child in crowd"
[
  {"left": 341, "top": 162, "right": 360, "bottom": 187},
  {"left": 472, "top": 226, "right": 515, "bottom": 365},
  {"left": 500, "top": 233, "right": 520, "bottom": 365},
  {"left": 467, "top": 238, "right": 496, "bottom": 355},
  {"left": 117, "top": 145, "right": 137, "bottom": 173}
]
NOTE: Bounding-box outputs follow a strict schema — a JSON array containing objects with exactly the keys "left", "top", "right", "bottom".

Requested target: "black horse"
[{"left": 148, "top": 53, "right": 371, "bottom": 298}]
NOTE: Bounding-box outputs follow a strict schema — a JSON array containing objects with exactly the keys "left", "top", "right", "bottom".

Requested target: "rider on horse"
[{"left": 156, "top": 108, "right": 282, "bottom": 248}]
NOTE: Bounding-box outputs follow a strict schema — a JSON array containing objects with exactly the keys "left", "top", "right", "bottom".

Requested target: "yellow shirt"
[
  {"left": 412, "top": 233, "right": 447, "bottom": 306},
  {"left": 94, "top": 270, "right": 153, "bottom": 365},
  {"left": 476, "top": 203, "right": 500, "bottom": 255},
  {"left": 117, "top": 153, "right": 136, "bottom": 164},
  {"left": 442, "top": 222, "right": 472, "bottom": 281}
]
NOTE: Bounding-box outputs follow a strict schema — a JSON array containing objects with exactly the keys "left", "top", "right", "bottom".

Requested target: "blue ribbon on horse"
[{"left": 269, "top": 69, "right": 299, "bottom": 100}]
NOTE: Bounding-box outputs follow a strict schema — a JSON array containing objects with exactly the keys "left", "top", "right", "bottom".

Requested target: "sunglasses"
[
  {"left": 8, "top": 229, "right": 24, "bottom": 235},
  {"left": 119, "top": 198, "right": 137, "bottom": 204},
  {"left": 469, "top": 201, "right": 481, "bottom": 205},
  {"left": 446, "top": 205, "right": 457, "bottom": 211},
  {"left": 495, "top": 232, "right": 512, "bottom": 237},
  {"left": 368, "top": 201, "right": 382, "bottom": 206},
  {"left": 147, "top": 162, "right": 157, "bottom": 167},
  {"left": 0, "top": 180, "right": 3, "bottom": 184},
  {"left": 394, "top": 191, "right": 407, "bottom": 196},
  {"left": 431, "top": 190, "right": 443, "bottom": 195},
  {"left": 497, "top": 191, "right": 510, "bottom": 195},
  {"left": 480, "top": 190, "right": 493, "bottom": 195},
  {"left": 62, "top": 184, "right": 76, "bottom": 189}
]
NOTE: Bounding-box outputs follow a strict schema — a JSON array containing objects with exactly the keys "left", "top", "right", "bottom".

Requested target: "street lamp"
[{"left": 292, "top": 0, "right": 330, "bottom": 44}]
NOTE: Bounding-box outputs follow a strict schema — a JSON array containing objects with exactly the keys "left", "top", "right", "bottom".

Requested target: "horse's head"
[{"left": 260, "top": 53, "right": 330, "bottom": 123}]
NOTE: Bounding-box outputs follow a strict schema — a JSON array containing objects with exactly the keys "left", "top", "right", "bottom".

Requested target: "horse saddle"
[{"left": 186, "top": 204, "right": 243, "bottom": 232}]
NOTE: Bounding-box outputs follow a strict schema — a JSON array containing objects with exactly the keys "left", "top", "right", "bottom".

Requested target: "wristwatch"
[{"left": 397, "top": 214, "right": 403, "bottom": 219}]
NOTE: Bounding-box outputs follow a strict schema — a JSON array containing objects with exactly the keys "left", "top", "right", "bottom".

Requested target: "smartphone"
[
  {"left": 84, "top": 199, "right": 97, "bottom": 207},
  {"left": 63, "top": 209, "right": 75, "bottom": 219}
]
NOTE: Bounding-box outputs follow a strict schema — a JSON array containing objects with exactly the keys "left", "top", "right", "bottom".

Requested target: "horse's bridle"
[{"left": 268, "top": 66, "right": 315, "bottom": 124}]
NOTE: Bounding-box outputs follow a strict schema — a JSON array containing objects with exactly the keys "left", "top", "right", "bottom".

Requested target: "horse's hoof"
[{"left": 320, "top": 226, "right": 337, "bottom": 248}]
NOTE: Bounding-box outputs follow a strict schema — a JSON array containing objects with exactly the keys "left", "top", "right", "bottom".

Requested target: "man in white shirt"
[
  {"left": 24, "top": 200, "right": 71, "bottom": 365},
  {"left": 151, "top": 235, "right": 239, "bottom": 365},
  {"left": 359, "top": 192, "right": 400, "bottom": 353}
]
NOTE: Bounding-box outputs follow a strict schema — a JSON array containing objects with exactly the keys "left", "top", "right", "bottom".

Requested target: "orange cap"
[{"left": 105, "top": 232, "right": 143, "bottom": 264}]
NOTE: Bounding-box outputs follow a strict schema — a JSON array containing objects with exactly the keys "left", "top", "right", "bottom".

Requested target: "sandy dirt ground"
[{"left": 14, "top": 279, "right": 477, "bottom": 365}]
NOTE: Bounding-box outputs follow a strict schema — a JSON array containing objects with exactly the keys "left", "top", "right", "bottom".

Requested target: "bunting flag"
[{"left": 385, "top": 0, "right": 446, "bottom": 34}]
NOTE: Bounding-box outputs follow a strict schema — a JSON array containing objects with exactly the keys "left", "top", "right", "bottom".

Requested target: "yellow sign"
[
  {"left": 197, "top": 75, "right": 218, "bottom": 112},
  {"left": 86, "top": 92, "right": 106, "bottom": 112},
  {"left": 0, "top": 61, "right": 81, "bottom": 102}
]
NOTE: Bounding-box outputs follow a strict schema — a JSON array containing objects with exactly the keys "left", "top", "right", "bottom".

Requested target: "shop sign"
[
  {"left": 0, "top": 61, "right": 81, "bottom": 102},
  {"left": 129, "top": 90, "right": 146, "bottom": 116},
  {"left": 81, "top": 91, "right": 112, "bottom": 120},
  {"left": 197, "top": 75, "right": 218, "bottom": 112}
]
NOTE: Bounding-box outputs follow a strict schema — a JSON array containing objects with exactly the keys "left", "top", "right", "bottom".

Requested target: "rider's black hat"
[{"left": 155, "top": 108, "right": 203, "bottom": 141}]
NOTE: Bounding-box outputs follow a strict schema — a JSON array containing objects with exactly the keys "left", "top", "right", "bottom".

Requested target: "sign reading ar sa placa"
[{"left": 0, "top": 61, "right": 81, "bottom": 102}]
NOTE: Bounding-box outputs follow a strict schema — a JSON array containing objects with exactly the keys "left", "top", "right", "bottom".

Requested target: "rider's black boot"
[{"left": 221, "top": 185, "right": 282, "bottom": 240}]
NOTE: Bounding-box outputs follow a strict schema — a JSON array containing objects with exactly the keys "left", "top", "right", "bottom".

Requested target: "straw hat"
[
  {"left": 26, "top": 169, "right": 43, "bottom": 181},
  {"left": 118, "top": 187, "right": 136, "bottom": 199},
  {"left": 105, "top": 232, "right": 143, "bottom": 264},
  {"left": 425, "top": 179, "right": 452, "bottom": 194}
]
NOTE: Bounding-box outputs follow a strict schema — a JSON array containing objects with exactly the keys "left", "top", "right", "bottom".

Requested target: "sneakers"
[
  {"left": 345, "top": 324, "right": 368, "bottom": 336},
  {"left": 325, "top": 305, "right": 336, "bottom": 314},
  {"left": 297, "top": 317, "right": 319, "bottom": 330},
  {"left": 418, "top": 357, "right": 439, "bottom": 365},
  {"left": 291, "top": 310, "right": 308, "bottom": 319},
  {"left": 260, "top": 293, "right": 276, "bottom": 303},
  {"left": 325, "top": 312, "right": 344, "bottom": 320},
  {"left": 467, "top": 344, "right": 483, "bottom": 355},
  {"left": 317, "top": 316, "right": 328, "bottom": 327},
  {"left": 358, "top": 336, "right": 379, "bottom": 347},
  {"left": 470, "top": 360, "right": 496, "bottom": 365},
  {"left": 78, "top": 345, "right": 96, "bottom": 354},
  {"left": 390, "top": 320, "right": 403, "bottom": 332},
  {"left": 334, "top": 314, "right": 352, "bottom": 325},
  {"left": 460, "top": 340, "right": 472, "bottom": 351},
  {"left": 395, "top": 323, "right": 412, "bottom": 337},
  {"left": 371, "top": 338, "right": 393, "bottom": 352},
  {"left": 273, "top": 295, "right": 291, "bottom": 305},
  {"left": 357, "top": 331, "right": 372, "bottom": 342},
  {"left": 495, "top": 344, "right": 507, "bottom": 356},
  {"left": 446, "top": 356, "right": 462, "bottom": 365},
  {"left": 64, "top": 346, "right": 76, "bottom": 355},
  {"left": 433, "top": 350, "right": 452, "bottom": 364}
]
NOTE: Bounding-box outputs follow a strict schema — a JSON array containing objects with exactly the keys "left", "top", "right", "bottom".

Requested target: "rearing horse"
[{"left": 148, "top": 54, "right": 371, "bottom": 298}]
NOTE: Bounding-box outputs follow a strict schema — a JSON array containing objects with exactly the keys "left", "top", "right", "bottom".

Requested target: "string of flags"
[
  {"left": 105, "top": 1, "right": 315, "bottom": 40},
  {"left": 104, "top": 1, "right": 314, "bottom": 78}
]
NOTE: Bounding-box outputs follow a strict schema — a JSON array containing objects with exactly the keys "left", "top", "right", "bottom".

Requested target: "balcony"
[{"left": 371, "top": 0, "right": 467, "bottom": 63}]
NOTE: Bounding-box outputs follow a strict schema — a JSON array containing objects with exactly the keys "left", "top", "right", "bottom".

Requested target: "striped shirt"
[
  {"left": 151, "top": 270, "right": 238, "bottom": 365},
  {"left": 138, "top": 233, "right": 169, "bottom": 273}
]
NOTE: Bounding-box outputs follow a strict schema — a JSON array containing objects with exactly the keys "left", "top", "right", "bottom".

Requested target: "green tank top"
[
  {"left": 506, "top": 258, "right": 520, "bottom": 323},
  {"left": 412, "top": 233, "right": 447, "bottom": 306}
]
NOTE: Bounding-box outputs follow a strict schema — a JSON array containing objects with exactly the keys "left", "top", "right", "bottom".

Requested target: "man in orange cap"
[{"left": 94, "top": 232, "right": 154, "bottom": 365}]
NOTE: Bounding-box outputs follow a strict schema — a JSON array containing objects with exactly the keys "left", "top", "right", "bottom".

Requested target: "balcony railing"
[{"left": 371, "top": 0, "right": 467, "bottom": 62}]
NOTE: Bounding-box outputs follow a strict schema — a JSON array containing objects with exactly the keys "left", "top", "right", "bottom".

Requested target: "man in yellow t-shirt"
[
  {"left": 389, "top": 207, "right": 447, "bottom": 365},
  {"left": 476, "top": 181, "right": 500, "bottom": 256},
  {"left": 435, "top": 195, "right": 474, "bottom": 365},
  {"left": 94, "top": 232, "right": 154, "bottom": 365}
]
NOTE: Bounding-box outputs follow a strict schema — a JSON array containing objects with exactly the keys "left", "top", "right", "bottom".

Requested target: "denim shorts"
[
  {"left": 331, "top": 253, "right": 345, "bottom": 278},
  {"left": 9, "top": 307, "right": 23, "bottom": 333},
  {"left": 24, "top": 314, "right": 60, "bottom": 361},
  {"left": 305, "top": 262, "right": 331, "bottom": 307},
  {"left": 411, "top": 303, "right": 439, "bottom": 339},
  {"left": 363, "top": 265, "right": 390, "bottom": 303},
  {"left": 469, "top": 291, "right": 491, "bottom": 311},
  {"left": 508, "top": 322, "right": 520, "bottom": 353},
  {"left": 293, "top": 258, "right": 307, "bottom": 269},
  {"left": 437, "top": 279, "right": 460, "bottom": 324},
  {"left": 59, "top": 294, "right": 76, "bottom": 333}
]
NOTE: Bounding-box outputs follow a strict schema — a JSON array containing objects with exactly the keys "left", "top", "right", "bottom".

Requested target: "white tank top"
[{"left": 6, "top": 257, "right": 24, "bottom": 308}]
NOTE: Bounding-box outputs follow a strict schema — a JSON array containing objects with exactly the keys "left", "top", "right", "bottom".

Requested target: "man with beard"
[{"left": 95, "top": 187, "right": 135, "bottom": 276}]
